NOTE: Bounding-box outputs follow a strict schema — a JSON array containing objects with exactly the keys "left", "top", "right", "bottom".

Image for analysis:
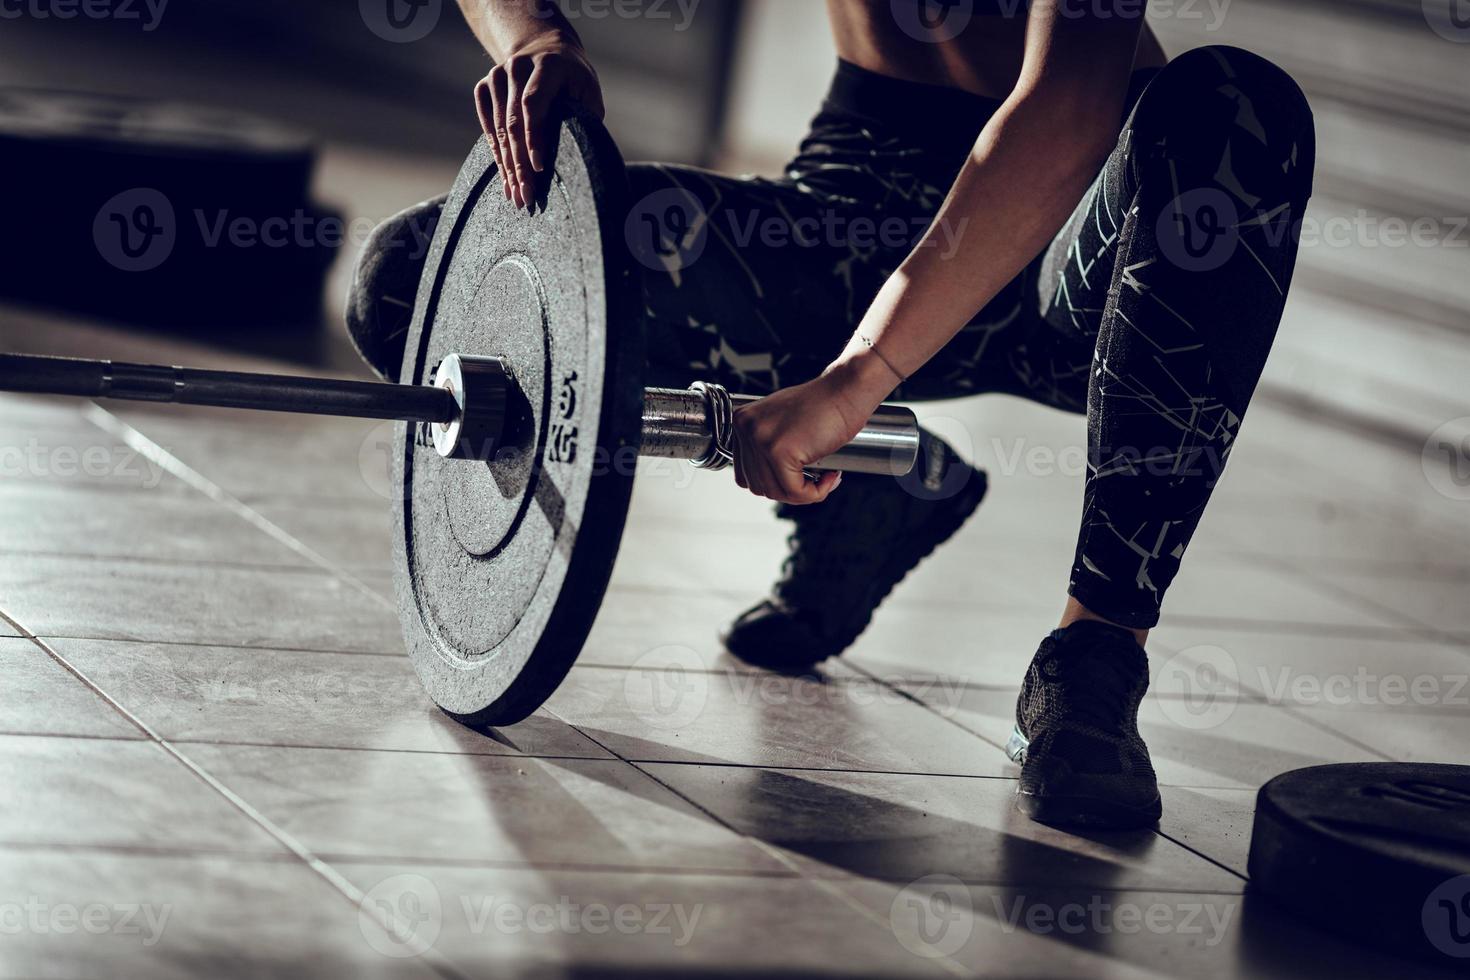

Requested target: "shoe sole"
[
  {"left": 1005, "top": 726, "right": 1163, "bottom": 830},
  {"left": 722, "top": 470, "right": 989, "bottom": 670}
]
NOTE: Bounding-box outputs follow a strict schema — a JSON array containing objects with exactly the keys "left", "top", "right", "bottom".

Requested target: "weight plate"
[
  {"left": 393, "top": 112, "right": 643, "bottom": 727},
  {"left": 1248, "top": 762, "right": 1470, "bottom": 967}
]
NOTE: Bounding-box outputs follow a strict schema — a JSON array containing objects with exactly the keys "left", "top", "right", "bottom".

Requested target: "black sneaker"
[
  {"left": 1007, "top": 620, "right": 1162, "bottom": 829},
  {"left": 721, "top": 431, "right": 986, "bottom": 673},
  {"left": 345, "top": 195, "right": 447, "bottom": 382}
]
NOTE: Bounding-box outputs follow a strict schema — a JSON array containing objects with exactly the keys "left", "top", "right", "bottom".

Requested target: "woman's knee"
[
  {"left": 1144, "top": 45, "right": 1313, "bottom": 131},
  {"left": 1131, "top": 45, "right": 1315, "bottom": 203},
  {"left": 344, "top": 194, "right": 447, "bottom": 381}
]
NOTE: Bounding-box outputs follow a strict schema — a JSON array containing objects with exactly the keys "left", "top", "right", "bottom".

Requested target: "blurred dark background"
[
  {"left": 0, "top": 0, "right": 745, "bottom": 162},
  {"left": 0, "top": 0, "right": 1466, "bottom": 448}
]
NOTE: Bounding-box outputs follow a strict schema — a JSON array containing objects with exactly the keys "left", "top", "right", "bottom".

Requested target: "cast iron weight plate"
[
  {"left": 393, "top": 111, "right": 643, "bottom": 727},
  {"left": 1248, "top": 762, "right": 1470, "bottom": 967}
]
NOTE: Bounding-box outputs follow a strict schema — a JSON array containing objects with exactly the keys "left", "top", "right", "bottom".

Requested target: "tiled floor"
[
  {"left": 3, "top": 4, "right": 1468, "bottom": 977},
  {"left": 3, "top": 325, "right": 1465, "bottom": 978}
]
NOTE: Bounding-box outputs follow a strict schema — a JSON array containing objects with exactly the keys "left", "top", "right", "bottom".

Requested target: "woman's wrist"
[
  {"left": 506, "top": 26, "right": 585, "bottom": 58},
  {"left": 821, "top": 348, "right": 902, "bottom": 424}
]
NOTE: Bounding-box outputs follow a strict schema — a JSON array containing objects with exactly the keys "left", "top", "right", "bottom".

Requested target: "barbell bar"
[{"left": 0, "top": 351, "right": 921, "bottom": 477}]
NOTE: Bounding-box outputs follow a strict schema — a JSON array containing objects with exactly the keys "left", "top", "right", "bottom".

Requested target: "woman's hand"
[
  {"left": 731, "top": 354, "right": 898, "bottom": 505},
  {"left": 473, "top": 33, "right": 604, "bottom": 209}
]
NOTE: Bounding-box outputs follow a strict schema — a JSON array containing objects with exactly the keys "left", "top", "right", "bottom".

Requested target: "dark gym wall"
[{"left": 0, "top": 0, "right": 744, "bottom": 164}]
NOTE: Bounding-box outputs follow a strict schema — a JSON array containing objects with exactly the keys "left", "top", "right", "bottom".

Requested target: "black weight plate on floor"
[
  {"left": 1248, "top": 762, "right": 1470, "bottom": 967},
  {"left": 392, "top": 111, "right": 642, "bottom": 727}
]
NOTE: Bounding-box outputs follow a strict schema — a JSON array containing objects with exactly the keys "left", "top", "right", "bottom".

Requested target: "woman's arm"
[
  {"left": 835, "top": 3, "right": 1144, "bottom": 381},
  {"left": 732, "top": 2, "right": 1148, "bottom": 505},
  {"left": 457, "top": 0, "right": 579, "bottom": 61},
  {"left": 456, "top": 1, "right": 605, "bottom": 208}
]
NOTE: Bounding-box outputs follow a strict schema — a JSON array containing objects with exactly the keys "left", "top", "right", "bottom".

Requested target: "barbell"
[
  {"left": 0, "top": 352, "right": 918, "bottom": 475},
  {"left": 0, "top": 109, "right": 921, "bottom": 727}
]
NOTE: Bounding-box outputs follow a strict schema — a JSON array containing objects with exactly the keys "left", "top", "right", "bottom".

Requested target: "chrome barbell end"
[{"left": 431, "top": 354, "right": 513, "bottom": 462}]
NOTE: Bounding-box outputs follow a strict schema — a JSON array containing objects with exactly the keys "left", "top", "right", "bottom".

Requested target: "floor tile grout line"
[
  {"left": 843, "top": 661, "right": 1011, "bottom": 755},
  {"left": 28, "top": 637, "right": 405, "bottom": 658},
  {"left": 603, "top": 582, "right": 1446, "bottom": 639},
  {"left": 1167, "top": 646, "right": 1404, "bottom": 765},
  {"left": 1271, "top": 708, "right": 1398, "bottom": 764},
  {"left": 618, "top": 760, "right": 1255, "bottom": 793},
  {"left": 566, "top": 661, "right": 1291, "bottom": 702},
  {"left": 842, "top": 661, "right": 1269, "bottom": 883},
  {"left": 0, "top": 473, "right": 394, "bottom": 511},
  {"left": 1140, "top": 615, "right": 1449, "bottom": 643},
  {"left": 1245, "top": 552, "right": 1470, "bottom": 581},
  {"left": 0, "top": 549, "right": 391, "bottom": 590},
  {"left": 607, "top": 746, "right": 1244, "bottom": 963},
  {"left": 165, "top": 739, "right": 622, "bottom": 760},
  {"left": 1235, "top": 550, "right": 1464, "bottom": 645},
  {"left": 1150, "top": 829, "right": 1250, "bottom": 887},
  {"left": 0, "top": 603, "right": 469, "bottom": 980},
  {"left": 0, "top": 729, "right": 1266, "bottom": 791},
  {"left": 1247, "top": 414, "right": 1469, "bottom": 540},
  {"left": 615, "top": 759, "right": 1016, "bottom": 780},
  {"left": 166, "top": 736, "right": 1014, "bottom": 776},
  {"left": 323, "top": 856, "right": 1252, "bottom": 896},
  {"left": 332, "top": 861, "right": 1249, "bottom": 896},
  {"left": 573, "top": 659, "right": 1434, "bottom": 708},
  {"left": 316, "top": 855, "right": 803, "bottom": 879},
  {"left": 539, "top": 706, "right": 970, "bottom": 978},
  {"left": 0, "top": 727, "right": 613, "bottom": 760},
  {"left": 36, "top": 627, "right": 1469, "bottom": 704},
  {"left": 627, "top": 659, "right": 1470, "bottom": 712},
  {"left": 0, "top": 730, "right": 146, "bottom": 743},
  {"left": 0, "top": 549, "right": 328, "bottom": 574},
  {"left": 0, "top": 841, "right": 308, "bottom": 861},
  {"left": 619, "top": 768, "right": 971, "bottom": 979},
  {"left": 1240, "top": 414, "right": 1458, "bottom": 520},
  {"left": 0, "top": 837, "right": 1254, "bottom": 896},
  {"left": 532, "top": 712, "right": 808, "bottom": 869},
  {"left": 0, "top": 838, "right": 800, "bottom": 880},
  {"left": 83, "top": 404, "right": 395, "bottom": 613}
]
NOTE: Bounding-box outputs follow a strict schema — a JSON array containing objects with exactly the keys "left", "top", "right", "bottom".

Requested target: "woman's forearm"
[
  {"left": 456, "top": 0, "right": 584, "bottom": 60},
  {"left": 834, "top": 88, "right": 1122, "bottom": 386}
]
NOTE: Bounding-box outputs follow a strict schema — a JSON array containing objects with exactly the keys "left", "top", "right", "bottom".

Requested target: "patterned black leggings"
[{"left": 631, "top": 47, "right": 1316, "bottom": 629}]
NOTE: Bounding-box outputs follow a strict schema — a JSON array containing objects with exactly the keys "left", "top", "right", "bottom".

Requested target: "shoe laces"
[
  {"left": 1039, "top": 641, "right": 1143, "bottom": 733},
  {"left": 774, "top": 489, "right": 897, "bottom": 589}
]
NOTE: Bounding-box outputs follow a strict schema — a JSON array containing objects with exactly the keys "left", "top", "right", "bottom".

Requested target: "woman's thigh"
[
  {"left": 632, "top": 161, "right": 1051, "bottom": 403},
  {"left": 1022, "top": 49, "right": 1313, "bottom": 421},
  {"left": 631, "top": 163, "right": 884, "bottom": 395}
]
